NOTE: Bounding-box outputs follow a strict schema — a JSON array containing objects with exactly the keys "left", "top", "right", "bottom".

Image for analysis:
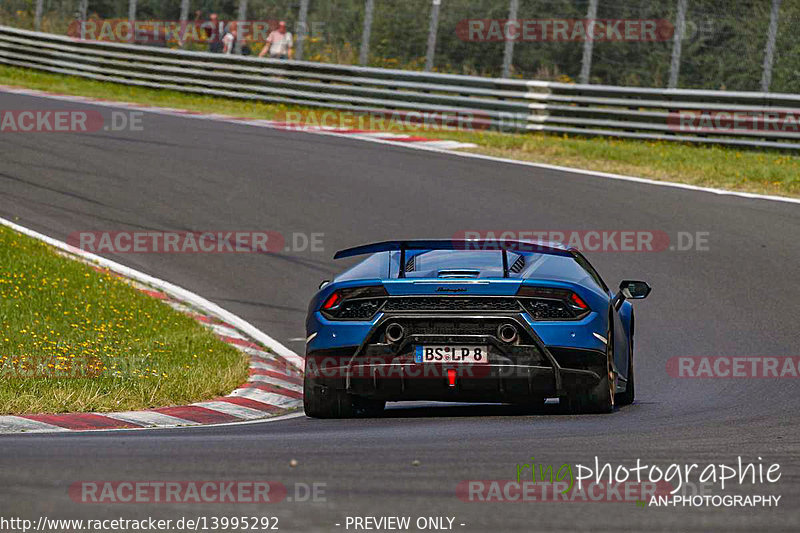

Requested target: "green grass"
[
  {"left": 1, "top": 64, "right": 799, "bottom": 197},
  {"left": 0, "top": 223, "right": 249, "bottom": 415},
  {"left": 446, "top": 129, "right": 800, "bottom": 197}
]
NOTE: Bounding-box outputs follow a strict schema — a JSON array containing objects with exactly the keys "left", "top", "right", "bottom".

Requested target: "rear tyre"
[
  {"left": 569, "top": 370, "right": 614, "bottom": 414},
  {"left": 303, "top": 374, "right": 385, "bottom": 419},
  {"left": 616, "top": 342, "right": 635, "bottom": 406},
  {"left": 568, "top": 338, "right": 615, "bottom": 414}
]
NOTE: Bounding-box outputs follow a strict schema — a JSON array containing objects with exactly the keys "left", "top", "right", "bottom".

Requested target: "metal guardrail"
[{"left": 2, "top": 25, "right": 800, "bottom": 150}]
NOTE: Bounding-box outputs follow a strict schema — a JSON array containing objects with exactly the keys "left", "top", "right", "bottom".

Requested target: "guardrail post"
[
  {"left": 235, "top": 0, "right": 248, "bottom": 54},
  {"left": 579, "top": 0, "right": 598, "bottom": 84},
  {"left": 179, "top": 0, "right": 190, "bottom": 24},
  {"left": 668, "top": 0, "right": 688, "bottom": 89},
  {"left": 359, "top": 0, "right": 375, "bottom": 66},
  {"left": 127, "top": 0, "right": 137, "bottom": 43},
  {"left": 295, "top": 0, "right": 310, "bottom": 60},
  {"left": 425, "top": 0, "right": 442, "bottom": 72},
  {"left": 34, "top": 0, "right": 44, "bottom": 31},
  {"left": 128, "top": 0, "right": 137, "bottom": 23},
  {"left": 78, "top": 0, "right": 88, "bottom": 22},
  {"left": 760, "top": 0, "right": 781, "bottom": 93},
  {"left": 501, "top": 0, "right": 519, "bottom": 78},
  {"left": 179, "top": 0, "right": 190, "bottom": 48}
]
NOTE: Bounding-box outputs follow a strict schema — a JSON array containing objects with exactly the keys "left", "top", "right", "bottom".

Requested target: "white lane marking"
[
  {"left": 423, "top": 141, "right": 478, "bottom": 150},
  {"left": 247, "top": 374, "right": 304, "bottom": 393},
  {"left": 0, "top": 416, "right": 70, "bottom": 433},
  {"left": 414, "top": 140, "right": 477, "bottom": 150},
  {"left": 103, "top": 411, "right": 199, "bottom": 428},
  {"left": 353, "top": 132, "right": 411, "bottom": 139},
  {"left": 249, "top": 361, "right": 302, "bottom": 376},
  {"left": 0, "top": 216, "right": 305, "bottom": 369},
  {"left": 2, "top": 84, "right": 798, "bottom": 206},
  {"left": 210, "top": 324, "right": 247, "bottom": 340},
  {"left": 228, "top": 388, "right": 301, "bottom": 409},
  {"left": 192, "top": 401, "right": 272, "bottom": 420},
  {"left": 1, "top": 411, "right": 307, "bottom": 435},
  {"left": 165, "top": 300, "right": 198, "bottom": 314},
  {"left": 237, "top": 346, "right": 275, "bottom": 360}
]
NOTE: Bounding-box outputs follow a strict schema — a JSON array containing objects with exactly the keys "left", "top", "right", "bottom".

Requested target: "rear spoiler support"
[{"left": 399, "top": 242, "right": 406, "bottom": 279}]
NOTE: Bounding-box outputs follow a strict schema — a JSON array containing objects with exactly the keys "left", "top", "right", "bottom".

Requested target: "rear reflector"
[
  {"left": 570, "top": 292, "right": 589, "bottom": 310},
  {"left": 322, "top": 291, "right": 342, "bottom": 310}
]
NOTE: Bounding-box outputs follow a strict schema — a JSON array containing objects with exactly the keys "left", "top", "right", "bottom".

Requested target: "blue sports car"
[{"left": 303, "top": 239, "right": 650, "bottom": 417}]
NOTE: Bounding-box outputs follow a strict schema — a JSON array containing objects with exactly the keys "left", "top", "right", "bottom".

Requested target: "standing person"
[
  {"left": 222, "top": 22, "right": 237, "bottom": 54},
  {"left": 258, "top": 21, "right": 293, "bottom": 60},
  {"left": 222, "top": 22, "right": 251, "bottom": 55},
  {"left": 205, "top": 13, "right": 224, "bottom": 53}
]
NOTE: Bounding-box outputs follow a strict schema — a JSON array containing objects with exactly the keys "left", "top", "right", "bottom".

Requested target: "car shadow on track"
[{"left": 378, "top": 401, "right": 625, "bottom": 418}]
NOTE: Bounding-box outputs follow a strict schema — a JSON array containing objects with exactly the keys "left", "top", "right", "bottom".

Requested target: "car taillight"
[
  {"left": 569, "top": 292, "right": 588, "bottom": 311},
  {"left": 320, "top": 286, "right": 388, "bottom": 320},
  {"left": 516, "top": 286, "right": 591, "bottom": 320},
  {"left": 322, "top": 292, "right": 342, "bottom": 310}
]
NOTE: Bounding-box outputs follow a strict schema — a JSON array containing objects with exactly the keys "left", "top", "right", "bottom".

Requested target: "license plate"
[{"left": 414, "top": 345, "right": 489, "bottom": 364}]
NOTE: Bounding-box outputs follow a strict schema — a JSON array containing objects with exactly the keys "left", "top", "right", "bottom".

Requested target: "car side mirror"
[
  {"left": 619, "top": 280, "right": 651, "bottom": 300},
  {"left": 319, "top": 280, "right": 331, "bottom": 290},
  {"left": 613, "top": 280, "right": 650, "bottom": 310}
]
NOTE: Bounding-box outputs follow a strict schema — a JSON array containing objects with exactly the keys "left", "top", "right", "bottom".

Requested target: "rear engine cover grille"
[{"left": 382, "top": 297, "right": 520, "bottom": 312}]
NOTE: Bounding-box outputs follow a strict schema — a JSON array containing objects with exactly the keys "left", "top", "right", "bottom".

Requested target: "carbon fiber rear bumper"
[
  {"left": 305, "top": 313, "right": 607, "bottom": 403},
  {"left": 305, "top": 345, "right": 606, "bottom": 403}
]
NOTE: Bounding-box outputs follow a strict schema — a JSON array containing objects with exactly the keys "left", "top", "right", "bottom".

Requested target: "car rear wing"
[{"left": 333, "top": 239, "right": 574, "bottom": 279}]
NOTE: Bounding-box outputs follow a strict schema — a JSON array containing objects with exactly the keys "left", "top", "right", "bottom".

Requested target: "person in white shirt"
[
  {"left": 259, "top": 21, "right": 293, "bottom": 59},
  {"left": 221, "top": 22, "right": 251, "bottom": 55},
  {"left": 222, "top": 22, "right": 238, "bottom": 54}
]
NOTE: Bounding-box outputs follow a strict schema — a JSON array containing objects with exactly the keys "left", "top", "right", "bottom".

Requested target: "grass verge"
[
  {"left": 1, "top": 64, "right": 799, "bottom": 197},
  {"left": 0, "top": 223, "right": 249, "bottom": 415}
]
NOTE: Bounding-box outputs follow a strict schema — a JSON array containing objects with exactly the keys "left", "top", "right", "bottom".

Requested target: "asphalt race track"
[{"left": 1, "top": 91, "right": 799, "bottom": 532}]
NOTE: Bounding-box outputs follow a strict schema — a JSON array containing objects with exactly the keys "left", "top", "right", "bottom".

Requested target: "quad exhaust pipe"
[
  {"left": 385, "top": 322, "right": 516, "bottom": 344},
  {"left": 497, "top": 323, "right": 518, "bottom": 344},
  {"left": 385, "top": 323, "right": 405, "bottom": 344}
]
